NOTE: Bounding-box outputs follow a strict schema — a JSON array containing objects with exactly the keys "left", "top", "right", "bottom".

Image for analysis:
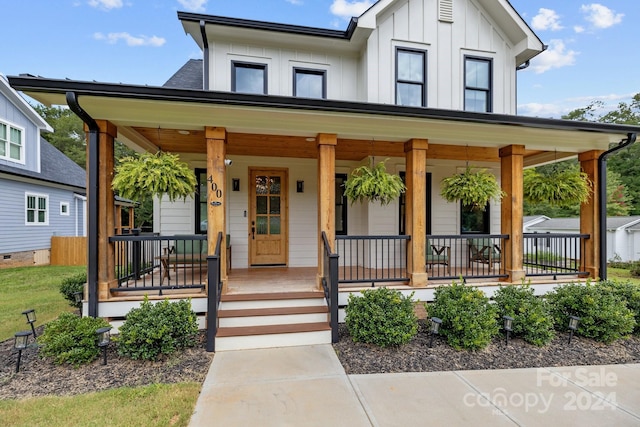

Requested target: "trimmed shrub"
[
  {"left": 600, "top": 280, "right": 640, "bottom": 335},
  {"left": 59, "top": 272, "right": 87, "bottom": 309},
  {"left": 429, "top": 282, "right": 498, "bottom": 350},
  {"left": 39, "top": 312, "right": 111, "bottom": 366},
  {"left": 493, "top": 284, "right": 555, "bottom": 346},
  {"left": 547, "top": 281, "right": 635, "bottom": 343},
  {"left": 345, "top": 288, "right": 418, "bottom": 347},
  {"left": 117, "top": 297, "right": 199, "bottom": 360}
]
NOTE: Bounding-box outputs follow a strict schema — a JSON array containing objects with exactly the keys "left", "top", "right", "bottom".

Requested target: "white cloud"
[
  {"left": 518, "top": 102, "right": 565, "bottom": 118},
  {"left": 530, "top": 39, "right": 578, "bottom": 74},
  {"left": 177, "top": 0, "right": 207, "bottom": 12},
  {"left": 519, "top": 93, "right": 636, "bottom": 118},
  {"left": 573, "top": 25, "right": 585, "bottom": 33},
  {"left": 531, "top": 8, "right": 563, "bottom": 31},
  {"left": 93, "top": 32, "right": 166, "bottom": 47},
  {"left": 88, "top": 0, "right": 123, "bottom": 10},
  {"left": 286, "top": 0, "right": 303, "bottom": 4},
  {"left": 580, "top": 3, "right": 623, "bottom": 29},
  {"left": 330, "top": 0, "right": 374, "bottom": 20}
]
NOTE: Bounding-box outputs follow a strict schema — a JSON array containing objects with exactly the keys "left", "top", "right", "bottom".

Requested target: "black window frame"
[
  {"left": 335, "top": 173, "right": 348, "bottom": 235},
  {"left": 195, "top": 168, "right": 208, "bottom": 234},
  {"left": 395, "top": 47, "right": 427, "bottom": 107},
  {"left": 464, "top": 56, "right": 492, "bottom": 113},
  {"left": 399, "top": 171, "right": 432, "bottom": 235},
  {"left": 231, "top": 61, "right": 268, "bottom": 94},
  {"left": 460, "top": 202, "right": 490, "bottom": 234},
  {"left": 293, "top": 67, "right": 326, "bottom": 99}
]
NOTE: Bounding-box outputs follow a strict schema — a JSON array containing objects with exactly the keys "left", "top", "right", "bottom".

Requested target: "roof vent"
[{"left": 439, "top": 0, "right": 453, "bottom": 23}]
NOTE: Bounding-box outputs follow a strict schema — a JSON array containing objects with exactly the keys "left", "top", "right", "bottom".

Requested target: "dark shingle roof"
[
  {"left": 0, "top": 137, "right": 86, "bottom": 190},
  {"left": 163, "top": 59, "right": 203, "bottom": 90}
]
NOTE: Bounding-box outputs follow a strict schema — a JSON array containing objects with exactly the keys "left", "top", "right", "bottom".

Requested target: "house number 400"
[{"left": 207, "top": 175, "right": 223, "bottom": 198}]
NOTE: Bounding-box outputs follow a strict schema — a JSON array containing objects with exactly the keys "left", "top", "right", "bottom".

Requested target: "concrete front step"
[
  {"left": 219, "top": 305, "right": 328, "bottom": 327},
  {"left": 215, "top": 322, "right": 332, "bottom": 351}
]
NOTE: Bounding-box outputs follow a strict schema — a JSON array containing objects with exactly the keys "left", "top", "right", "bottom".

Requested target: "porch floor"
[{"left": 227, "top": 267, "right": 319, "bottom": 294}]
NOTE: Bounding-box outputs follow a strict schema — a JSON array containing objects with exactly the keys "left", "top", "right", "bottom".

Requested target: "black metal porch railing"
[
  {"left": 109, "top": 234, "right": 208, "bottom": 294},
  {"left": 426, "top": 234, "right": 509, "bottom": 280},
  {"left": 524, "top": 233, "right": 589, "bottom": 278},
  {"left": 334, "top": 235, "right": 411, "bottom": 285},
  {"left": 206, "top": 232, "right": 223, "bottom": 352},
  {"left": 321, "top": 232, "right": 339, "bottom": 343}
]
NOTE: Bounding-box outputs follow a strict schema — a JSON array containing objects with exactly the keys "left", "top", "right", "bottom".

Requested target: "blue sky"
[{"left": 1, "top": 0, "right": 637, "bottom": 118}]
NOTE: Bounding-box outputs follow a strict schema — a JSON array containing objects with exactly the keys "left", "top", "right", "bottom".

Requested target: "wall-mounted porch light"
[
  {"left": 297, "top": 180, "right": 304, "bottom": 193},
  {"left": 14, "top": 331, "right": 31, "bottom": 372},
  {"left": 232, "top": 178, "right": 240, "bottom": 192},
  {"left": 96, "top": 326, "right": 112, "bottom": 365},
  {"left": 22, "top": 309, "right": 37, "bottom": 338},
  {"left": 429, "top": 317, "right": 442, "bottom": 348},
  {"left": 568, "top": 315, "right": 580, "bottom": 344},
  {"left": 503, "top": 315, "right": 514, "bottom": 345}
]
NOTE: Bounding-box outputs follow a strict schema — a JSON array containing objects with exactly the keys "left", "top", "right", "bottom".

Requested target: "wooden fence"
[{"left": 50, "top": 236, "right": 87, "bottom": 266}]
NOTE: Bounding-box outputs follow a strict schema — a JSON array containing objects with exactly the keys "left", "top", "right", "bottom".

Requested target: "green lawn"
[
  {"left": 607, "top": 267, "right": 640, "bottom": 285},
  {"left": 0, "top": 265, "right": 85, "bottom": 341}
]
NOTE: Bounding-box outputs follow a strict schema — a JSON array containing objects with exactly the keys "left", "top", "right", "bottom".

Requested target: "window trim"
[
  {"left": 60, "top": 202, "right": 70, "bottom": 216},
  {"left": 463, "top": 56, "right": 493, "bottom": 113},
  {"left": 460, "top": 202, "right": 490, "bottom": 234},
  {"left": 399, "top": 171, "right": 432, "bottom": 235},
  {"left": 25, "top": 193, "right": 49, "bottom": 226},
  {"left": 0, "top": 120, "right": 25, "bottom": 164},
  {"left": 195, "top": 168, "right": 207, "bottom": 234},
  {"left": 335, "top": 173, "right": 348, "bottom": 235},
  {"left": 231, "top": 61, "right": 268, "bottom": 94},
  {"left": 395, "top": 47, "right": 427, "bottom": 107},
  {"left": 293, "top": 67, "right": 327, "bottom": 99}
]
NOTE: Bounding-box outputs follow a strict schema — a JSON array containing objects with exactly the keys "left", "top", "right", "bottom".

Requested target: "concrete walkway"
[{"left": 189, "top": 345, "right": 640, "bottom": 426}]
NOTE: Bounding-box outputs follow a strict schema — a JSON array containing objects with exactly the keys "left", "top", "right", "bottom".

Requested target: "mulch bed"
[{"left": 2, "top": 322, "right": 640, "bottom": 400}]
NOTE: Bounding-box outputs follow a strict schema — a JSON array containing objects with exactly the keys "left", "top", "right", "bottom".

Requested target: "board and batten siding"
[
  {"left": 0, "top": 179, "right": 80, "bottom": 253},
  {"left": 0, "top": 91, "right": 41, "bottom": 172},
  {"left": 365, "top": 0, "right": 516, "bottom": 113}
]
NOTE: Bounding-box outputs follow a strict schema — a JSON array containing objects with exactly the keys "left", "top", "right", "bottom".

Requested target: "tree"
[{"left": 33, "top": 104, "right": 86, "bottom": 167}]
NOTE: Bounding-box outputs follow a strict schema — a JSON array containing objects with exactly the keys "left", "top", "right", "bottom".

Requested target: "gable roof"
[
  {"left": 0, "top": 137, "right": 86, "bottom": 190},
  {"left": 164, "top": 59, "right": 203, "bottom": 90},
  {"left": 0, "top": 75, "right": 53, "bottom": 132}
]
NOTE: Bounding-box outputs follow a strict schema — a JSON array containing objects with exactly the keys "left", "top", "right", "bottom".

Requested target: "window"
[
  {"left": 26, "top": 193, "right": 48, "bottom": 225},
  {"left": 0, "top": 121, "right": 24, "bottom": 162},
  {"left": 232, "top": 62, "right": 267, "bottom": 94},
  {"left": 294, "top": 68, "right": 326, "bottom": 99},
  {"left": 399, "top": 172, "right": 431, "bottom": 235},
  {"left": 335, "top": 174, "right": 347, "bottom": 235},
  {"left": 396, "top": 48, "right": 427, "bottom": 107},
  {"left": 195, "top": 169, "right": 208, "bottom": 234},
  {"left": 460, "top": 203, "right": 490, "bottom": 234},
  {"left": 60, "top": 202, "right": 70, "bottom": 216},
  {"left": 464, "top": 57, "right": 492, "bottom": 112}
]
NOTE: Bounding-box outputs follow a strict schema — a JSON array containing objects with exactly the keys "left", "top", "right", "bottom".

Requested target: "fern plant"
[
  {"left": 112, "top": 151, "right": 197, "bottom": 202},
  {"left": 440, "top": 166, "right": 504, "bottom": 210},
  {"left": 523, "top": 167, "right": 592, "bottom": 207},
  {"left": 344, "top": 159, "right": 405, "bottom": 205}
]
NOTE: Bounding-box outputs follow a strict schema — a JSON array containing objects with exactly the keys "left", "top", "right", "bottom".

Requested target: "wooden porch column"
[
  {"left": 206, "top": 127, "right": 228, "bottom": 285},
  {"left": 579, "top": 150, "right": 603, "bottom": 279},
  {"left": 94, "top": 120, "right": 117, "bottom": 301},
  {"left": 499, "top": 145, "right": 525, "bottom": 283},
  {"left": 317, "top": 133, "right": 337, "bottom": 288},
  {"left": 404, "top": 139, "right": 428, "bottom": 287}
]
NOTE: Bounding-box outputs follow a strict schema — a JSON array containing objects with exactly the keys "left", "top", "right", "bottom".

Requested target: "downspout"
[
  {"left": 66, "top": 92, "right": 100, "bottom": 318},
  {"left": 200, "top": 20, "right": 209, "bottom": 90},
  {"left": 598, "top": 132, "right": 637, "bottom": 279}
]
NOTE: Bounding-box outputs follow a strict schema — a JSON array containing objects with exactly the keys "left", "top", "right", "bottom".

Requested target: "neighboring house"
[
  {"left": 0, "top": 75, "right": 86, "bottom": 268},
  {"left": 9, "top": 0, "right": 640, "bottom": 350},
  {"left": 525, "top": 216, "right": 640, "bottom": 262}
]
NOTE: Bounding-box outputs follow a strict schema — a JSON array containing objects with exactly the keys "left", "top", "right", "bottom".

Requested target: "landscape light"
[
  {"left": 14, "top": 331, "right": 31, "bottom": 373},
  {"left": 503, "top": 315, "right": 514, "bottom": 345},
  {"left": 22, "top": 309, "right": 37, "bottom": 338},
  {"left": 429, "top": 317, "right": 442, "bottom": 348},
  {"left": 568, "top": 315, "right": 580, "bottom": 345},
  {"left": 96, "top": 326, "right": 112, "bottom": 365}
]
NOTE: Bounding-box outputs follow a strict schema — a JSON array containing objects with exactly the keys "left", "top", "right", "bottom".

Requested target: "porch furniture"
[
  {"left": 468, "top": 238, "right": 501, "bottom": 271},
  {"left": 426, "top": 240, "right": 450, "bottom": 275},
  {"left": 158, "top": 236, "right": 208, "bottom": 284}
]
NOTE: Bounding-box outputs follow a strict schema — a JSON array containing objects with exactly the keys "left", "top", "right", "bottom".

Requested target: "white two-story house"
[{"left": 10, "top": 0, "right": 639, "bottom": 350}]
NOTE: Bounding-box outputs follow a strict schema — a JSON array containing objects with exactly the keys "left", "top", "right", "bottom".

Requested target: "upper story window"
[
  {"left": 464, "top": 57, "right": 492, "bottom": 112},
  {"left": 26, "top": 193, "right": 48, "bottom": 225},
  {"left": 232, "top": 62, "right": 267, "bottom": 94},
  {"left": 396, "top": 48, "right": 427, "bottom": 107},
  {"left": 0, "top": 121, "right": 24, "bottom": 163},
  {"left": 294, "top": 68, "right": 326, "bottom": 99}
]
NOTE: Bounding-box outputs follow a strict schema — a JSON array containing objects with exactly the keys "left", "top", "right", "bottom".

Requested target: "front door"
[{"left": 249, "top": 168, "right": 288, "bottom": 266}]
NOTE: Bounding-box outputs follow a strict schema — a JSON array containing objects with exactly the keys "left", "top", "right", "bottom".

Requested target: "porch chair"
[
  {"left": 468, "top": 238, "right": 502, "bottom": 271},
  {"left": 426, "top": 239, "right": 451, "bottom": 275}
]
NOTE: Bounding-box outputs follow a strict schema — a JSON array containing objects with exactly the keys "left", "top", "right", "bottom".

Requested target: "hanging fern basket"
[
  {"left": 112, "top": 152, "right": 198, "bottom": 202},
  {"left": 440, "top": 166, "right": 505, "bottom": 210},
  {"left": 523, "top": 168, "right": 592, "bottom": 207},
  {"left": 344, "top": 159, "right": 406, "bottom": 205}
]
